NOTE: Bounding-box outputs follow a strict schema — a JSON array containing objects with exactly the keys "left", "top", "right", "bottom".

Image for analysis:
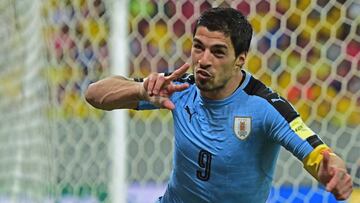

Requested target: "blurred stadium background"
[{"left": 0, "top": 0, "right": 359, "bottom": 202}]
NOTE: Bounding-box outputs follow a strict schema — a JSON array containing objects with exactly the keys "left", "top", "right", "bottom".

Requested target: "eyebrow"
[{"left": 193, "top": 38, "right": 228, "bottom": 50}]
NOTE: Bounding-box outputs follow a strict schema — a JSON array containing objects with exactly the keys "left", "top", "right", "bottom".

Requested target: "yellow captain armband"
[
  {"left": 302, "top": 144, "right": 333, "bottom": 180},
  {"left": 290, "top": 117, "right": 315, "bottom": 140}
]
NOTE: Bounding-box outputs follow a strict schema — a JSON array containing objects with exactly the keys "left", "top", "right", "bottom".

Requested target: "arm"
[
  {"left": 85, "top": 63, "right": 190, "bottom": 110},
  {"left": 261, "top": 92, "right": 353, "bottom": 200},
  {"left": 85, "top": 76, "right": 145, "bottom": 110},
  {"left": 271, "top": 114, "right": 353, "bottom": 200}
]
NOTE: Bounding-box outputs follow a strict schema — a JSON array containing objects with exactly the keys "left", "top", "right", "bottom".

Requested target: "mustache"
[
  {"left": 191, "top": 62, "right": 213, "bottom": 77},
  {"left": 194, "top": 68, "right": 213, "bottom": 78}
]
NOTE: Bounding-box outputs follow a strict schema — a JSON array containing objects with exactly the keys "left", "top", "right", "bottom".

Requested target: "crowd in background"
[
  {"left": 38, "top": 0, "right": 359, "bottom": 201},
  {"left": 43, "top": 0, "right": 109, "bottom": 119},
  {"left": 43, "top": 0, "right": 359, "bottom": 124}
]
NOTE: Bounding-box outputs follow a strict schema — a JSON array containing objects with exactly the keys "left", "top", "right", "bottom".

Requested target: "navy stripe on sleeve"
[
  {"left": 243, "top": 76, "right": 299, "bottom": 123},
  {"left": 306, "top": 135, "right": 324, "bottom": 148}
]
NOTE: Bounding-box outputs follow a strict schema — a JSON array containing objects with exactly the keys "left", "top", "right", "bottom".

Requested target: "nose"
[
  {"left": 198, "top": 50, "right": 211, "bottom": 68},
  {"left": 200, "top": 49, "right": 211, "bottom": 62}
]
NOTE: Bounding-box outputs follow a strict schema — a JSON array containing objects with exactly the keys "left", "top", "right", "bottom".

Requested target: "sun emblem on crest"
[{"left": 233, "top": 117, "right": 252, "bottom": 140}]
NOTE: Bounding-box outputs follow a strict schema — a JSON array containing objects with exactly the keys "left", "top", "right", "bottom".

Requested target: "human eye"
[
  {"left": 193, "top": 43, "right": 203, "bottom": 50},
  {"left": 213, "top": 50, "right": 225, "bottom": 58}
]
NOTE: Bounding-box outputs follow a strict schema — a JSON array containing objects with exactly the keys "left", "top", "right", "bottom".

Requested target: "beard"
[{"left": 195, "top": 77, "right": 227, "bottom": 92}]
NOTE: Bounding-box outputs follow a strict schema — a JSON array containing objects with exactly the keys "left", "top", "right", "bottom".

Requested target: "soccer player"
[{"left": 85, "top": 7, "right": 353, "bottom": 202}]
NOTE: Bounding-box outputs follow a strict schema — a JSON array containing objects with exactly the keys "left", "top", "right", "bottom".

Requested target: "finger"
[
  {"left": 161, "top": 99, "right": 175, "bottom": 110},
  {"left": 146, "top": 74, "right": 157, "bottom": 96},
  {"left": 321, "top": 150, "right": 331, "bottom": 172},
  {"left": 152, "top": 75, "right": 166, "bottom": 95},
  {"left": 150, "top": 95, "right": 175, "bottom": 110},
  {"left": 158, "top": 89, "right": 169, "bottom": 97},
  {"left": 167, "top": 83, "right": 189, "bottom": 94},
  {"left": 174, "top": 83, "right": 190, "bottom": 92},
  {"left": 165, "top": 63, "right": 190, "bottom": 81},
  {"left": 340, "top": 191, "right": 352, "bottom": 201},
  {"left": 335, "top": 185, "right": 352, "bottom": 201},
  {"left": 335, "top": 182, "right": 353, "bottom": 200},
  {"left": 326, "top": 169, "right": 340, "bottom": 191},
  {"left": 327, "top": 171, "right": 353, "bottom": 200},
  {"left": 335, "top": 193, "right": 347, "bottom": 201},
  {"left": 336, "top": 174, "right": 353, "bottom": 194},
  {"left": 340, "top": 185, "right": 353, "bottom": 200}
]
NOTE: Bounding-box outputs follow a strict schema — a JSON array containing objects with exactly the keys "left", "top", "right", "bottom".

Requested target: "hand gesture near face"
[{"left": 141, "top": 63, "right": 190, "bottom": 110}]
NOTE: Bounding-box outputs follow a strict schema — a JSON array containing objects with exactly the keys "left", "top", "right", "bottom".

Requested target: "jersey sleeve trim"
[
  {"left": 306, "top": 135, "right": 325, "bottom": 149},
  {"left": 132, "top": 73, "right": 195, "bottom": 84},
  {"left": 243, "top": 75, "right": 299, "bottom": 123},
  {"left": 135, "top": 100, "right": 159, "bottom": 110}
]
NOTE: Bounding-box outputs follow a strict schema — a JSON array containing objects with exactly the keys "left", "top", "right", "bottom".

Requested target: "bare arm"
[
  {"left": 85, "top": 63, "right": 191, "bottom": 111},
  {"left": 85, "top": 76, "right": 145, "bottom": 110}
]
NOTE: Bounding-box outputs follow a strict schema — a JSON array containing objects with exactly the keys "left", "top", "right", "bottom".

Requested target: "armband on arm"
[{"left": 302, "top": 144, "right": 334, "bottom": 180}]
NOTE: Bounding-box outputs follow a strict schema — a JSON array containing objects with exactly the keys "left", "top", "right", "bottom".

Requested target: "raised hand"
[
  {"left": 142, "top": 63, "right": 190, "bottom": 110},
  {"left": 318, "top": 151, "right": 353, "bottom": 200}
]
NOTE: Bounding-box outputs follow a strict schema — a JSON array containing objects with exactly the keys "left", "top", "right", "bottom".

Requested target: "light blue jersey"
[{"left": 137, "top": 71, "right": 323, "bottom": 203}]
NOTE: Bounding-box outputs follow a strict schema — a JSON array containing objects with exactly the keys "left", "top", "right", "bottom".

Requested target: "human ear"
[{"left": 235, "top": 52, "right": 247, "bottom": 69}]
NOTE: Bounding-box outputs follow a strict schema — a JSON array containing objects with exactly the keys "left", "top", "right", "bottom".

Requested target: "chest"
[{"left": 174, "top": 100, "right": 268, "bottom": 160}]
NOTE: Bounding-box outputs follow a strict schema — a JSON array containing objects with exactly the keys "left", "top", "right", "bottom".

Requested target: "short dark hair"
[{"left": 194, "top": 7, "right": 253, "bottom": 57}]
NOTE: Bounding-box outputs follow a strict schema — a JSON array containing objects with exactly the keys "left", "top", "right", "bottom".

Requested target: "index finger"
[{"left": 165, "top": 63, "right": 190, "bottom": 81}]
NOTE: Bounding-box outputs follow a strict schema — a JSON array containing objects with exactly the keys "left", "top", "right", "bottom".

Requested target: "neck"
[{"left": 200, "top": 71, "right": 244, "bottom": 100}]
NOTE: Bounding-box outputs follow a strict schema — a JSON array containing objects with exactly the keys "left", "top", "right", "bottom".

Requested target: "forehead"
[{"left": 193, "top": 26, "right": 232, "bottom": 48}]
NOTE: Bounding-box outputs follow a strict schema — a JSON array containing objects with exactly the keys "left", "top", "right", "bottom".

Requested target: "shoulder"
[
  {"left": 171, "top": 83, "right": 196, "bottom": 103},
  {"left": 243, "top": 74, "right": 299, "bottom": 123},
  {"left": 169, "top": 72, "right": 195, "bottom": 96}
]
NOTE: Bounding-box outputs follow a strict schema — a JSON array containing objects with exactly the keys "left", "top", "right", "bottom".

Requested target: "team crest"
[{"left": 233, "top": 117, "right": 252, "bottom": 140}]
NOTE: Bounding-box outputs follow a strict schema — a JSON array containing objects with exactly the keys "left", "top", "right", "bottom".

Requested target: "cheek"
[
  {"left": 190, "top": 48, "right": 198, "bottom": 58},
  {"left": 216, "top": 64, "right": 234, "bottom": 79}
]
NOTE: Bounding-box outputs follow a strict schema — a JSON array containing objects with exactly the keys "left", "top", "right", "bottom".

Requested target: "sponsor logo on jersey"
[
  {"left": 271, "top": 97, "right": 285, "bottom": 103},
  {"left": 233, "top": 117, "right": 251, "bottom": 140},
  {"left": 185, "top": 105, "right": 195, "bottom": 122}
]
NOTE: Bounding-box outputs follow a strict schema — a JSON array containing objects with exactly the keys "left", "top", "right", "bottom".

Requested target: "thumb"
[
  {"left": 321, "top": 150, "right": 331, "bottom": 172},
  {"left": 161, "top": 98, "right": 175, "bottom": 110},
  {"left": 151, "top": 96, "right": 175, "bottom": 110}
]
